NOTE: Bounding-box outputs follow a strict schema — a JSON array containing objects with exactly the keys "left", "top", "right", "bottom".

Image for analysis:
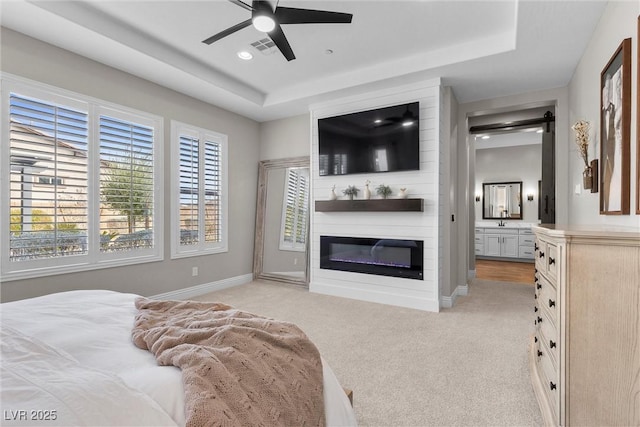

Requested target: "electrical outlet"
[{"left": 192, "top": 267, "right": 198, "bottom": 277}]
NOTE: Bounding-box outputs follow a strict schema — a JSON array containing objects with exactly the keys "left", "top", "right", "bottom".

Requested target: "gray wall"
[
  {"left": 1, "top": 28, "right": 260, "bottom": 302},
  {"left": 567, "top": 1, "right": 640, "bottom": 227},
  {"left": 259, "top": 114, "right": 311, "bottom": 160}
]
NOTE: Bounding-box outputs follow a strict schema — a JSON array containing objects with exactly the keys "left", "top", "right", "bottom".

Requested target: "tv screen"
[{"left": 318, "top": 102, "right": 420, "bottom": 176}]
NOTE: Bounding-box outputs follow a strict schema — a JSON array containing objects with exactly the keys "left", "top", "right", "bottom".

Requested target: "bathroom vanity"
[{"left": 475, "top": 223, "right": 535, "bottom": 261}]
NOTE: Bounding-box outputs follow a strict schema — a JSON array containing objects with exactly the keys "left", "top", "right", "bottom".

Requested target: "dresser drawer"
[
  {"left": 535, "top": 239, "right": 546, "bottom": 272},
  {"left": 519, "top": 228, "right": 533, "bottom": 235},
  {"left": 474, "top": 246, "right": 483, "bottom": 255},
  {"left": 546, "top": 243, "right": 559, "bottom": 282},
  {"left": 538, "top": 274, "right": 558, "bottom": 313},
  {"left": 537, "top": 339, "right": 559, "bottom": 422},
  {"left": 539, "top": 305, "right": 559, "bottom": 369},
  {"left": 475, "top": 235, "right": 483, "bottom": 244}
]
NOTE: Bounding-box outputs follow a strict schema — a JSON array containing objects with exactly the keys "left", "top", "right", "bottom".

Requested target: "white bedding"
[{"left": 0, "top": 290, "right": 357, "bottom": 426}]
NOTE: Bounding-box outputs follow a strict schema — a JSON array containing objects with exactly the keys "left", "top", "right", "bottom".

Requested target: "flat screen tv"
[{"left": 318, "top": 102, "right": 420, "bottom": 176}]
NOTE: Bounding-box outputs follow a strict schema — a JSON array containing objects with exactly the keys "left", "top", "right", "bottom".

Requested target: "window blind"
[
  {"left": 9, "top": 93, "right": 89, "bottom": 261},
  {"left": 99, "top": 115, "right": 155, "bottom": 252}
]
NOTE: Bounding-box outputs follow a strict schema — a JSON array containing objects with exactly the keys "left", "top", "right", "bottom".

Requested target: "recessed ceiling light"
[
  {"left": 536, "top": 129, "right": 543, "bottom": 133},
  {"left": 374, "top": 119, "right": 382, "bottom": 124},
  {"left": 481, "top": 135, "right": 490, "bottom": 140},
  {"left": 324, "top": 49, "right": 334, "bottom": 55},
  {"left": 237, "top": 51, "right": 253, "bottom": 60}
]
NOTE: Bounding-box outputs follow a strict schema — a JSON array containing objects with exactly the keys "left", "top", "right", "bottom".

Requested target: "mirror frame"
[
  {"left": 253, "top": 156, "right": 310, "bottom": 286},
  {"left": 482, "top": 181, "right": 523, "bottom": 220}
]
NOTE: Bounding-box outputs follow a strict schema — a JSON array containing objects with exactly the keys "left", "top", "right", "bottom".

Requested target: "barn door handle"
[{"left": 544, "top": 195, "right": 549, "bottom": 214}]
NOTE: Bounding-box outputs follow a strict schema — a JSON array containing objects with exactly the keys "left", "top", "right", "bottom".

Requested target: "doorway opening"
[{"left": 469, "top": 105, "right": 556, "bottom": 284}]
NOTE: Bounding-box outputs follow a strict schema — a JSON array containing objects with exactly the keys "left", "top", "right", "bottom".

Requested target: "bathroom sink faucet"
[{"left": 498, "top": 220, "right": 506, "bottom": 227}]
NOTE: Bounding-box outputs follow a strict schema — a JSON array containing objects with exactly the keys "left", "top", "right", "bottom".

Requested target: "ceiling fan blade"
[
  {"left": 275, "top": 7, "right": 353, "bottom": 25},
  {"left": 202, "top": 19, "right": 252, "bottom": 45},
  {"left": 268, "top": 24, "right": 295, "bottom": 61},
  {"left": 227, "top": 0, "right": 253, "bottom": 12}
]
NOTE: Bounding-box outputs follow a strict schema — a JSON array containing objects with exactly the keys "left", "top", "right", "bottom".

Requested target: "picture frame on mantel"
[{"left": 599, "top": 38, "right": 631, "bottom": 215}]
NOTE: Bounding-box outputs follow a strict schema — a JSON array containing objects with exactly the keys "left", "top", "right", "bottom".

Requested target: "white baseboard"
[
  {"left": 150, "top": 273, "right": 253, "bottom": 300},
  {"left": 440, "top": 284, "right": 469, "bottom": 308},
  {"left": 310, "top": 281, "right": 440, "bottom": 312}
]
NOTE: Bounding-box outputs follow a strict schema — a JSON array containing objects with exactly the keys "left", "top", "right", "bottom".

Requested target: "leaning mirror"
[
  {"left": 482, "top": 181, "right": 522, "bottom": 219},
  {"left": 254, "top": 156, "right": 310, "bottom": 286}
]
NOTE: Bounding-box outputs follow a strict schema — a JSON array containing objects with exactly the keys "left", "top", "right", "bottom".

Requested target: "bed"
[{"left": 0, "top": 290, "right": 357, "bottom": 426}]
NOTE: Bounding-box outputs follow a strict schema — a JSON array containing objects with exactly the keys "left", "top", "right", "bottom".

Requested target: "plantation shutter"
[
  {"left": 281, "top": 168, "right": 308, "bottom": 250},
  {"left": 178, "top": 135, "right": 200, "bottom": 246},
  {"left": 8, "top": 93, "right": 89, "bottom": 261},
  {"left": 99, "top": 115, "right": 154, "bottom": 252},
  {"left": 177, "top": 132, "right": 221, "bottom": 248},
  {"left": 204, "top": 140, "right": 221, "bottom": 243}
]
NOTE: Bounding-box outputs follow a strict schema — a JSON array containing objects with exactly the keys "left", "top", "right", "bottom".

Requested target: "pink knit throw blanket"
[{"left": 132, "top": 298, "right": 325, "bottom": 427}]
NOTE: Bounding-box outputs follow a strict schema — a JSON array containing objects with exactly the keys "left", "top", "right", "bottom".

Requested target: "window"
[
  {"left": 1, "top": 76, "right": 163, "bottom": 281},
  {"left": 279, "top": 167, "right": 309, "bottom": 251},
  {"left": 99, "top": 111, "right": 156, "bottom": 252},
  {"left": 171, "top": 121, "right": 227, "bottom": 258}
]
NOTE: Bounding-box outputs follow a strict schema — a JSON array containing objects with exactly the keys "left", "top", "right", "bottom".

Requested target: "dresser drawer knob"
[
  {"left": 539, "top": 251, "right": 545, "bottom": 259},
  {"left": 536, "top": 283, "right": 542, "bottom": 290},
  {"left": 534, "top": 294, "right": 538, "bottom": 300},
  {"left": 550, "top": 382, "right": 557, "bottom": 391},
  {"left": 534, "top": 336, "right": 538, "bottom": 343},
  {"left": 537, "top": 350, "right": 543, "bottom": 357},
  {"left": 534, "top": 306, "right": 538, "bottom": 312},
  {"left": 548, "top": 257, "right": 555, "bottom": 265},
  {"left": 537, "top": 316, "right": 542, "bottom": 323},
  {"left": 534, "top": 243, "right": 539, "bottom": 251},
  {"left": 549, "top": 299, "right": 556, "bottom": 308},
  {"left": 550, "top": 340, "right": 556, "bottom": 348}
]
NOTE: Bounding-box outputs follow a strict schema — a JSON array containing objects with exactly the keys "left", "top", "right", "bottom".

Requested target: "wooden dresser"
[{"left": 530, "top": 225, "right": 640, "bottom": 426}]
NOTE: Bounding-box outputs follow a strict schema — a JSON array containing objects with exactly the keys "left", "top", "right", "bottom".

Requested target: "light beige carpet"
[{"left": 194, "top": 279, "right": 543, "bottom": 426}]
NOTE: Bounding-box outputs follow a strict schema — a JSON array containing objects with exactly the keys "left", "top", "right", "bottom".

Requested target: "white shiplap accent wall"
[{"left": 309, "top": 80, "right": 442, "bottom": 312}]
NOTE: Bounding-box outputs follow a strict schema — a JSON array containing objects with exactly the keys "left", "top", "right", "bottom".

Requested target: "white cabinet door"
[
  {"left": 502, "top": 235, "right": 519, "bottom": 257},
  {"left": 484, "top": 234, "right": 501, "bottom": 257}
]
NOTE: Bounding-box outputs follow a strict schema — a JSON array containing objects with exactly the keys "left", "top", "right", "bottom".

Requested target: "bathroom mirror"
[
  {"left": 482, "top": 181, "right": 522, "bottom": 219},
  {"left": 253, "top": 156, "right": 310, "bottom": 286}
]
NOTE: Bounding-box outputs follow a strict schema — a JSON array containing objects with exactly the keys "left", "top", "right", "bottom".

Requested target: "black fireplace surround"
[{"left": 320, "top": 236, "right": 423, "bottom": 280}]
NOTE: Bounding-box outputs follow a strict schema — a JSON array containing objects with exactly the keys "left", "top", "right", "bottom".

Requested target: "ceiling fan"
[{"left": 202, "top": 0, "right": 353, "bottom": 61}]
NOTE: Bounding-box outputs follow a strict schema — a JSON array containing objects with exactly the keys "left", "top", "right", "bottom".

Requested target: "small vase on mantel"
[
  {"left": 364, "top": 181, "right": 371, "bottom": 200},
  {"left": 583, "top": 165, "right": 593, "bottom": 190}
]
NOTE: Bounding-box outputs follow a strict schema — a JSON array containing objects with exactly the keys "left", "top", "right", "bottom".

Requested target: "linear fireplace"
[{"left": 320, "top": 236, "right": 423, "bottom": 280}]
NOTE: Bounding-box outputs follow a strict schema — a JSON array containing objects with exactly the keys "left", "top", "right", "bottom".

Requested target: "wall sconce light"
[
  {"left": 527, "top": 193, "right": 534, "bottom": 202},
  {"left": 475, "top": 195, "right": 481, "bottom": 202}
]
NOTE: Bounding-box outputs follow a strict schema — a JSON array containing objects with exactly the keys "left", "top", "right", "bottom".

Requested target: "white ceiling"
[{"left": 1, "top": 0, "right": 608, "bottom": 122}]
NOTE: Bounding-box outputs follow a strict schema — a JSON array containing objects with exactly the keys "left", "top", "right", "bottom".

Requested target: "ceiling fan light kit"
[
  {"left": 203, "top": 0, "right": 353, "bottom": 61},
  {"left": 251, "top": 1, "right": 276, "bottom": 32}
]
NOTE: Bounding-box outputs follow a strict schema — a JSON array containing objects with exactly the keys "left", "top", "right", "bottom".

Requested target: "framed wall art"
[
  {"left": 600, "top": 38, "right": 631, "bottom": 215},
  {"left": 637, "top": 16, "right": 640, "bottom": 214}
]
